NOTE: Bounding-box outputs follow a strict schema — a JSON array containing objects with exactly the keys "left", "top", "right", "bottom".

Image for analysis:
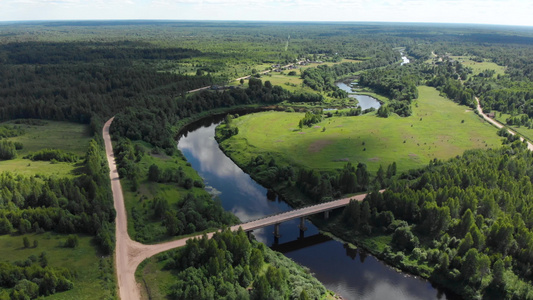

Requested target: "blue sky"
[{"left": 1, "top": 0, "right": 532, "bottom": 27}]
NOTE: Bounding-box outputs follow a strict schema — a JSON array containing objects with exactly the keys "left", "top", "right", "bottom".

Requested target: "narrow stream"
[{"left": 177, "top": 116, "right": 457, "bottom": 300}]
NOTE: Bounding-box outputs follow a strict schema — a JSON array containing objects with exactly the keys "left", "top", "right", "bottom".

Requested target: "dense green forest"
[
  {"left": 2, "top": 20, "right": 533, "bottom": 299},
  {"left": 336, "top": 139, "right": 533, "bottom": 299},
  {"left": 158, "top": 229, "right": 327, "bottom": 299}
]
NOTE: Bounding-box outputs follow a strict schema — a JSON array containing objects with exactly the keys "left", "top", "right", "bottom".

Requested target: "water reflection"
[
  {"left": 177, "top": 118, "right": 458, "bottom": 300},
  {"left": 178, "top": 123, "right": 293, "bottom": 223},
  {"left": 335, "top": 82, "right": 381, "bottom": 110},
  {"left": 284, "top": 241, "right": 446, "bottom": 300}
]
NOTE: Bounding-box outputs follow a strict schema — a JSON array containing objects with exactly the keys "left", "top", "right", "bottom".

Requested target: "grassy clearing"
[
  {"left": 0, "top": 233, "right": 114, "bottom": 300},
  {"left": 0, "top": 120, "right": 92, "bottom": 177},
  {"left": 122, "top": 142, "right": 210, "bottom": 243},
  {"left": 221, "top": 86, "right": 502, "bottom": 173},
  {"left": 136, "top": 256, "right": 175, "bottom": 300},
  {"left": 4, "top": 120, "right": 92, "bottom": 156},
  {"left": 0, "top": 159, "right": 77, "bottom": 177},
  {"left": 451, "top": 56, "right": 506, "bottom": 78}
]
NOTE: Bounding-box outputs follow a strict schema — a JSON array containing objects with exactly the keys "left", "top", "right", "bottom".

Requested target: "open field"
[
  {"left": 0, "top": 120, "right": 92, "bottom": 176},
  {"left": 0, "top": 233, "right": 114, "bottom": 299},
  {"left": 221, "top": 86, "right": 502, "bottom": 173},
  {"left": 451, "top": 56, "right": 506, "bottom": 78},
  {"left": 3, "top": 120, "right": 92, "bottom": 156},
  {"left": 0, "top": 159, "right": 77, "bottom": 177}
]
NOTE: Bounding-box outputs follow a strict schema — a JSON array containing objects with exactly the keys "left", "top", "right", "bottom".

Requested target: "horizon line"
[{"left": 1, "top": 19, "right": 532, "bottom": 29}]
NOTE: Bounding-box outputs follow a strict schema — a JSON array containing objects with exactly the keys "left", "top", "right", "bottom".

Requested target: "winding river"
[
  {"left": 177, "top": 116, "right": 458, "bottom": 300},
  {"left": 335, "top": 82, "right": 381, "bottom": 110}
]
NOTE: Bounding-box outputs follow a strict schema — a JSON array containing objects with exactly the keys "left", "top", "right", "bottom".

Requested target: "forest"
[
  {"left": 1, "top": 20, "right": 533, "bottom": 299},
  {"left": 337, "top": 139, "right": 533, "bottom": 299},
  {"left": 159, "top": 229, "right": 327, "bottom": 299}
]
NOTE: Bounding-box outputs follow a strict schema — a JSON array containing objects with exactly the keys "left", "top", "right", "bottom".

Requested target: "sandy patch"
[
  {"left": 409, "top": 153, "right": 418, "bottom": 157},
  {"left": 308, "top": 139, "right": 333, "bottom": 153},
  {"left": 368, "top": 157, "right": 380, "bottom": 162}
]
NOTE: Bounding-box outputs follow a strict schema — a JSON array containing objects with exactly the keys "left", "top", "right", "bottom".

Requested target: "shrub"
[{"left": 64, "top": 235, "right": 79, "bottom": 248}]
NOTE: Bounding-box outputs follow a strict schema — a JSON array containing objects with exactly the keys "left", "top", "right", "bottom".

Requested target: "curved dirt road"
[
  {"left": 475, "top": 97, "right": 533, "bottom": 151},
  {"left": 104, "top": 94, "right": 532, "bottom": 299},
  {"left": 103, "top": 117, "right": 372, "bottom": 299},
  {"left": 104, "top": 118, "right": 222, "bottom": 299}
]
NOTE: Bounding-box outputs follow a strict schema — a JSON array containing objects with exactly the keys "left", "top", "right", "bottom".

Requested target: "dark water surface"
[
  {"left": 177, "top": 116, "right": 456, "bottom": 300},
  {"left": 335, "top": 82, "right": 381, "bottom": 110}
]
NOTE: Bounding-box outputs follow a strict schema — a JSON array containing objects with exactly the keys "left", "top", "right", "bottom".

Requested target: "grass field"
[
  {"left": 0, "top": 233, "right": 114, "bottom": 299},
  {"left": 122, "top": 141, "right": 211, "bottom": 243},
  {"left": 451, "top": 56, "right": 506, "bottom": 78},
  {"left": 136, "top": 255, "right": 175, "bottom": 300},
  {"left": 4, "top": 120, "right": 92, "bottom": 156},
  {"left": 0, "top": 120, "right": 92, "bottom": 177},
  {"left": 221, "top": 86, "right": 502, "bottom": 173}
]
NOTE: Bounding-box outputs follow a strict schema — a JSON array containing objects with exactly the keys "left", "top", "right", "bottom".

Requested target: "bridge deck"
[{"left": 231, "top": 191, "right": 382, "bottom": 232}]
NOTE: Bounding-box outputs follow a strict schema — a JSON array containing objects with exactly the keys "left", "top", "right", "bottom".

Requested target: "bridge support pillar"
[
  {"left": 298, "top": 217, "right": 307, "bottom": 231},
  {"left": 324, "top": 210, "right": 330, "bottom": 220},
  {"left": 299, "top": 229, "right": 305, "bottom": 239},
  {"left": 246, "top": 230, "right": 253, "bottom": 239},
  {"left": 274, "top": 223, "right": 281, "bottom": 238}
]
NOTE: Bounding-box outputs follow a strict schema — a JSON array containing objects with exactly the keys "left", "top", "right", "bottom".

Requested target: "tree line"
[{"left": 340, "top": 139, "right": 533, "bottom": 299}]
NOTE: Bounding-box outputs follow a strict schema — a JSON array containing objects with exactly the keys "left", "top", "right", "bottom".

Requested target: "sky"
[{"left": 1, "top": 0, "right": 532, "bottom": 27}]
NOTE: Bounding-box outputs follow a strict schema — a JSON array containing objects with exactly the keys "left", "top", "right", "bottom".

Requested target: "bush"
[
  {"left": 24, "top": 149, "right": 77, "bottom": 162},
  {"left": 64, "top": 235, "right": 79, "bottom": 248}
]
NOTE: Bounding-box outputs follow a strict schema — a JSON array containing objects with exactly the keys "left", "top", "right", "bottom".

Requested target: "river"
[
  {"left": 177, "top": 116, "right": 457, "bottom": 300},
  {"left": 335, "top": 82, "right": 381, "bottom": 110}
]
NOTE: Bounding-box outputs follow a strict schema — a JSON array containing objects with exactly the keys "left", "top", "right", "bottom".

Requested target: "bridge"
[
  {"left": 230, "top": 190, "right": 384, "bottom": 239},
  {"left": 105, "top": 113, "right": 384, "bottom": 300}
]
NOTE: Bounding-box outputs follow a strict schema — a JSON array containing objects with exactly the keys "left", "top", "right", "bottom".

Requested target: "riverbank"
[
  {"left": 105, "top": 115, "right": 336, "bottom": 300},
  {"left": 184, "top": 118, "right": 447, "bottom": 299},
  {"left": 215, "top": 127, "right": 463, "bottom": 298}
]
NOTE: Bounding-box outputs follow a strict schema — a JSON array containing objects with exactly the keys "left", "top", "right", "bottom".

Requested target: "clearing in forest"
[
  {"left": 0, "top": 120, "right": 92, "bottom": 176},
  {"left": 221, "top": 86, "right": 503, "bottom": 173}
]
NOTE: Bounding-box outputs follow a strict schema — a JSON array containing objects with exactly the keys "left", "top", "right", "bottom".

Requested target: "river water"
[
  {"left": 336, "top": 82, "right": 381, "bottom": 110},
  {"left": 177, "top": 116, "right": 457, "bottom": 300}
]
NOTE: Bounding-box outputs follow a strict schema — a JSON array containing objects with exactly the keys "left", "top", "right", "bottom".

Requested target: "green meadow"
[
  {"left": 221, "top": 86, "right": 502, "bottom": 173},
  {"left": 0, "top": 120, "right": 92, "bottom": 177},
  {"left": 451, "top": 56, "right": 506, "bottom": 78},
  {"left": 4, "top": 120, "right": 92, "bottom": 156},
  {"left": 0, "top": 233, "right": 114, "bottom": 300}
]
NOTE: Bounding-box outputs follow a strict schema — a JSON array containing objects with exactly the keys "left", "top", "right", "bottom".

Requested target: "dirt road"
[
  {"left": 103, "top": 117, "right": 371, "bottom": 299},
  {"left": 474, "top": 97, "right": 533, "bottom": 151}
]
